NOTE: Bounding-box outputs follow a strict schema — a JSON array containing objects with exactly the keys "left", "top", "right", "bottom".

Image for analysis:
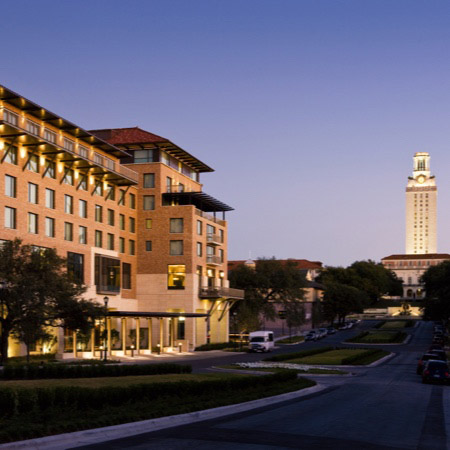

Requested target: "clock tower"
[{"left": 405, "top": 152, "right": 437, "bottom": 254}]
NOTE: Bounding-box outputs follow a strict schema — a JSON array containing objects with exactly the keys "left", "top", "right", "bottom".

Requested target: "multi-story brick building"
[{"left": 0, "top": 85, "right": 242, "bottom": 359}]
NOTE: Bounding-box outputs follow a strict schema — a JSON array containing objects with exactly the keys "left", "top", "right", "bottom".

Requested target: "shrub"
[
  {"left": 265, "top": 346, "right": 334, "bottom": 362},
  {"left": 341, "top": 349, "right": 386, "bottom": 365},
  {"left": 195, "top": 342, "right": 239, "bottom": 351}
]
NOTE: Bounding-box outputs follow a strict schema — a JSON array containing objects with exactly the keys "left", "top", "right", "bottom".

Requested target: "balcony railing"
[
  {"left": 195, "top": 209, "right": 226, "bottom": 226},
  {"left": 206, "top": 255, "right": 222, "bottom": 265},
  {"left": 199, "top": 286, "right": 245, "bottom": 300},
  {"left": 206, "top": 233, "right": 223, "bottom": 245},
  {"left": 0, "top": 107, "right": 138, "bottom": 185}
]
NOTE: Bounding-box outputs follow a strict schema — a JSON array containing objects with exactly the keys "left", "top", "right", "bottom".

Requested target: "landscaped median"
[
  {"left": 0, "top": 365, "right": 315, "bottom": 444},
  {"left": 375, "top": 320, "right": 415, "bottom": 329},
  {"left": 345, "top": 331, "right": 407, "bottom": 344}
]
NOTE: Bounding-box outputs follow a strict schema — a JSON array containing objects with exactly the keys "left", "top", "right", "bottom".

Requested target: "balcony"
[
  {"left": 206, "top": 255, "right": 222, "bottom": 266},
  {"left": 199, "top": 286, "right": 244, "bottom": 300},
  {"left": 0, "top": 103, "right": 138, "bottom": 186},
  {"left": 196, "top": 209, "right": 226, "bottom": 226},
  {"left": 207, "top": 233, "right": 223, "bottom": 245}
]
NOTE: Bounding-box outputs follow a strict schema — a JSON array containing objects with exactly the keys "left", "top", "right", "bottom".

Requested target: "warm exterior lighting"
[
  {"left": 20, "top": 147, "right": 26, "bottom": 158},
  {"left": 103, "top": 297, "right": 109, "bottom": 361},
  {"left": 40, "top": 156, "right": 45, "bottom": 166},
  {"left": 0, "top": 141, "right": 4, "bottom": 150},
  {"left": 58, "top": 162, "right": 63, "bottom": 173}
]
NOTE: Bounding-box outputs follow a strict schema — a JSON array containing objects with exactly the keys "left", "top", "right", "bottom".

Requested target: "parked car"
[
  {"left": 327, "top": 327, "right": 337, "bottom": 335},
  {"left": 417, "top": 353, "right": 442, "bottom": 374},
  {"left": 305, "top": 331, "right": 318, "bottom": 341},
  {"left": 429, "top": 344, "right": 444, "bottom": 351},
  {"left": 422, "top": 360, "right": 450, "bottom": 384},
  {"left": 319, "top": 328, "right": 328, "bottom": 338},
  {"left": 429, "top": 350, "right": 447, "bottom": 361}
]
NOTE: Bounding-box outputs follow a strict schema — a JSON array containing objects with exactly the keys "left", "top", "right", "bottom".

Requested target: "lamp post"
[{"left": 103, "top": 296, "right": 109, "bottom": 362}]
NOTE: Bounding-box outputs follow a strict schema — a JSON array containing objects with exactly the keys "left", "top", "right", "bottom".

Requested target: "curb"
[{"left": 0, "top": 385, "right": 325, "bottom": 450}]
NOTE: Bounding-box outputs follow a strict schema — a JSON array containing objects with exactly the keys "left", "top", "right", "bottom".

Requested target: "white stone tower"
[{"left": 405, "top": 152, "right": 437, "bottom": 254}]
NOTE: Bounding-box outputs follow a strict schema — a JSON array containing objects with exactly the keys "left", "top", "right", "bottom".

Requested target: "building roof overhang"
[
  {"left": 163, "top": 191, "right": 233, "bottom": 212},
  {"left": 107, "top": 311, "right": 208, "bottom": 318},
  {"left": 382, "top": 253, "right": 450, "bottom": 261}
]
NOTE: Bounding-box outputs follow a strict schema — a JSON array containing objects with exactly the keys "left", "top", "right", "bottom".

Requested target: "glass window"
[
  {"left": 78, "top": 145, "right": 89, "bottom": 159},
  {"left": 197, "top": 242, "right": 202, "bottom": 257},
  {"left": 79, "top": 200, "right": 87, "bottom": 218},
  {"left": 143, "top": 195, "right": 155, "bottom": 210},
  {"left": 129, "top": 217, "right": 136, "bottom": 233},
  {"left": 118, "top": 190, "right": 125, "bottom": 206},
  {"left": 79, "top": 225, "right": 87, "bottom": 244},
  {"left": 130, "top": 193, "right": 136, "bottom": 209},
  {"left": 63, "top": 138, "right": 75, "bottom": 152},
  {"left": 67, "top": 252, "right": 84, "bottom": 283},
  {"left": 219, "top": 229, "right": 224, "bottom": 242},
  {"left": 168, "top": 265, "right": 185, "bottom": 289},
  {"left": 95, "top": 230, "right": 102, "bottom": 248},
  {"left": 170, "top": 218, "right": 183, "bottom": 233},
  {"left": 170, "top": 240, "right": 183, "bottom": 255},
  {"left": 64, "top": 195, "right": 73, "bottom": 214},
  {"left": 45, "top": 217, "right": 55, "bottom": 238},
  {"left": 129, "top": 239, "right": 135, "bottom": 255},
  {"left": 166, "top": 177, "right": 172, "bottom": 192},
  {"left": 106, "top": 185, "right": 115, "bottom": 201},
  {"left": 28, "top": 213, "right": 38, "bottom": 234},
  {"left": 64, "top": 222, "right": 73, "bottom": 241},
  {"left": 107, "top": 233, "right": 114, "bottom": 250},
  {"left": 134, "top": 149, "right": 155, "bottom": 163},
  {"left": 78, "top": 174, "right": 88, "bottom": 191},
  {"left": 219, "top": 249, "right": 224, "bottom": 262},
  {"left": 44, "top": 160, "right": 56, "bottom": 178},
  {"left": 4, "top": 207, "right": 16, "bottom": 229},
  {"left": 143, "top": 173, "right": 155, "bottom": 188},
  {"left": 64, "top": 169, "right": 74, "bottom": 186},
  {"left": 107, "top": 209, "right": 115, "bottom": 226},
  {"left": 26, "top": 153, "right": 39, "bottom": 173},
  {"left": 119, "top": 214, "right": 125, "bottom": 230},
  {"left": 28, "top": 183, "right": 38, "bottom": 204},
  {"left": 3, "top": 145, "right": 18, "bottom": 165},
  {"left": 44, "top": 129, "right": 56, "bottom": 143},
  {"left": 122, "top": 263, "right": 131, "bottom": 289},
  {"left": 93, "top": 181, "right": 103, "bottom": 196},
  {"left": 45, "top": 189, "right": 55, "bottom": 209},
  {"left": 145, "top": 240, "right": 152, "bottom": 252},
  {"left": 4, "top": 110, "right": 19, "bottom": 126},
  {"left": 119, "top": 237, "right": 125, "bottom": 253},
  {"left": 145, "top": 218, "right": 152, "bottom": 229},
  {"left": 95, "top": 255, "right": 120, "bottom": 293},
  {"left": 95, "top": 205, "right": 103, "bottom": 222},
  {"left": 207, "top": 224, "right": 215, "bottom": 235},
  {"left": 197, "top": 220, "right": 203, "bottom": 235},
  {"left": 5, "top": 175, "right": 16, "bottom": 198}
]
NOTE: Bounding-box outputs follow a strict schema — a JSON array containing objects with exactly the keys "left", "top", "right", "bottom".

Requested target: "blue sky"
[{"left": 3, "top": 1, "right": 450, "bottom": 265}]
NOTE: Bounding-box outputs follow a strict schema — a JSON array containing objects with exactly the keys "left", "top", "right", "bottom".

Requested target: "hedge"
[
  {"left": 341, "top": 349, "right": 386, "bottom": 365},
  {"left": 0, "top": 370, "right": 298, "bottom": 418},
  {"left": 264, "top": 346, "right": 334, "bottom": 362},
  {"left": 195, "top": 342, "right": 239, "bottom": 351},
  {"left": 0, "top": 363, "right": 191, "bottom": 380}
]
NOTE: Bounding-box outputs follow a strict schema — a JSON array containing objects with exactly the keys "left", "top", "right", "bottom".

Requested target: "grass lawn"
[
  {"left": 346, "top": 331, "right": 407, "bottom": 344},
  {"left": 218, "top": 365, "right": 347, "bottom": 375},
  {"left": 287, "top": 349, "right": 367, "bottom": 365},
  {"left": 379, "top": 321, "right": 411, "bottom": 329},
  {"left": 277, "top": 336, "right": 305, "bottom": 344}
]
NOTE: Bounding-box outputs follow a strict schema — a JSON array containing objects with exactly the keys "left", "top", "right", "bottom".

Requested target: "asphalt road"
[{"left": 75, "top": 321, "right": 449, "bottom": 450}]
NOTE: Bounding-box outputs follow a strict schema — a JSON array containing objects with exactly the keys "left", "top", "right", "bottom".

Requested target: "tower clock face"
[{"left": 417, "top": 175, "right": 425, "bottom": 184}]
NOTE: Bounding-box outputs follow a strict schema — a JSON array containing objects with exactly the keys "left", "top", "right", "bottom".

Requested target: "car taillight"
[
  {"left": 445, "top": 372, "right": 449, "bottom": 377},
  {"left": 424, "top": 370, "right": 430, "bottom": 375}
]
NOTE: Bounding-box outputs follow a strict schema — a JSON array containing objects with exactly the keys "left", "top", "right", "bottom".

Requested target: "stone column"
[
  {"left": 136, "top": 318, "right": 140, "bottom": 354},
  {"left": 107, "top": 318, "right": 112, "bottom": 356},
  {"left": 159, "top": 318, "right": 164, "bottom": 352},
  {"left": 72, "top": 331, "right": 77, "bottom": 357},
  {"left": 148, "top": 318, "right": 152, "bottom": 352},
  {"left": 90, "top": 328, "right": 95, "bottom": 355},
  {"left": 121, "top": 318, "right": 127, "bottom": 354}
]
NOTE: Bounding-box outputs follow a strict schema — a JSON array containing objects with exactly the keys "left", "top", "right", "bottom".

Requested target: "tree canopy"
[
  {"left": 0, "top": 239, "right": 103, "bottom": 363},
  {"left": 420, "top": 261, "right": 450, "bottom": 321}
]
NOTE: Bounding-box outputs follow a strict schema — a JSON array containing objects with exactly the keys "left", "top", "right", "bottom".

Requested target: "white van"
[{"left": 248, "top": 331, "right": 274, "bottom": 352}]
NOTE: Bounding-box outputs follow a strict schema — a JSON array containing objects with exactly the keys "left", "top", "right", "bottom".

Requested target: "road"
[{"left": 75, "top": 321, "right": 449, "bottom": 450}]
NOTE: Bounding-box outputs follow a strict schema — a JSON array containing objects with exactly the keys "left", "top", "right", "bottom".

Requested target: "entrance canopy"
[{"left": 107, "top": 311, "right": 208, "bottom": 318}]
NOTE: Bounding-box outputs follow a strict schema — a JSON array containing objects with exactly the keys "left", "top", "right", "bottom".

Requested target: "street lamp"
[{"left": 103, "top": 296, "right": 109, "bottom": 362}]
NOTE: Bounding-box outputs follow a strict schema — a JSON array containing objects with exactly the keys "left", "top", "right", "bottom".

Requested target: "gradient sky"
[{"left": 3, "top": 1, "right": 450, "bottom": 266}]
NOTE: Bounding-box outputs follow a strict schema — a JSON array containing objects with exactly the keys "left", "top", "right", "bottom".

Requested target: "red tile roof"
[
  {"left": 382, "top": 253, "right": 450, "bottom": 261},
  {"left": 90, "top": 127, "right": 169, "bottom": 145},
  {"left": 228, "top": 259, "right": 323, "bottom": 271}
]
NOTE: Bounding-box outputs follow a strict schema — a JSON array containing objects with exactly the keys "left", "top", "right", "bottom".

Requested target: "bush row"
[
  {"left": 264, "top": 346, "right": 334, "bottom": 362},
  {"left": 347, "top": 331, "right": 406, "bottom": 343},
  {"left": 341, "top": 349, "right": 385, "bottom": 365},
  {"left": 0, "top": 370, "right": 298, "bottom": 418},
  {"left": 0, "top": 363, "right": 191, "bottom": 380},
  {"left": 195, "top": 342, "right": 239, "bottom": 351}
]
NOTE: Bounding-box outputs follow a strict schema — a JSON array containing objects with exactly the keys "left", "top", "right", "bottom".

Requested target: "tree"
[
  {"left": 0, "top": 239, "right": 103, "bottom": 364},
  {"left": 420, "top": 261, "right": 450, "bottom": 321},
  {"left": 229, "top": 258, "right": 306, "bottom": 333}
]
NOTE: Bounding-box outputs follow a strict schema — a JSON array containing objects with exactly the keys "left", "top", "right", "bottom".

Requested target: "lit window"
[
  {"left": 168, "top": 264, "right": 185, "bottom": 289},
  {"left": 145, "top": 218, "right": 152, "bottom": 229}
]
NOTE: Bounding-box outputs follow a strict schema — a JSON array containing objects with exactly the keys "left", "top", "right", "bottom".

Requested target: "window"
[
  {"left": 4, "top": 145, "right": 18, "bottom": 165},
  {"left": 219, "top": 249, "right": 224, "bottom": 263},
  {"left": 4, "top": 207, "right": 16, "bottom": 229},
  {"left": 122, "top": 263, "right": 131, "bottom": 289},
  {"left": 134, "top": 149, "right": 155, "bottom": 163},
  {"left": 170, "top": 240, "right": 183, "bottom": 255},
  {"left": 78, "top": 145, "right": 89, "bottom": 159},
  {"left": 45, "top": 189, "right": 55, "bottom": 209},
  {"left": 93, "top": 181, "right": 103, "bottom": 196},
  {"left": 168, "top": 265, "right": 185, "bottom": 289},
  {"left": 78, "top": 174, "right": 88, "bottom": 191},
  {"left": 26, "top": 153, "right": 39, "bottom": 173},
  {"left": 28, "top": 183, "right": 38, "bottom": 204},
  {"left": 207, "top": 224, "right": 215, "bottom": 235},
  {"left": 129, "top": 217, "right": 136, "bottom": 233},
  {"left": 79, "top": 226, "right": 87, "bottom": 244},
  {"left": 107, "top": 209, "right": 115, "bottom": 226},
  {"left": 129, "top": 240, "right": 136, "bottom": 255},
  {"left": 45, "top": 217, "right": 55, "bottom": 237},
  {"left": 95, "top": 230, "right": 102, "bottom": 248},
  {"left": 145, "top": 218, "right": 152, "bottom": 229},
  {"left": 79, "top": 200, "right": 87, "bottom": 218},
  {"left": 197, "top": 220, "right": 203, "bottom": 235},
  {"left": 43, "top": 129, "right": 56, "bottom": 143},
  {"left": 63, "top": 138, "right": 75, "bottom": 152},
  {"left": 26, "top": 120, "right": 40, "bottom": 137},
  {"left": 143, "top": 195, "right": 155, "bottom": 210},
  {"left": 28, "top": 213, "right": 38, "bottom": 234},
  {"left": 106, "top": 185, "right": 115, "bottom": 201},
  {"left": 64, "top": 195, "right": 73, "bottom": 214},
  {"left": 67, "top": 252, "right": 84, "bottom": 283},
  {"left": 145, "top": 240, "right": 152, "bottom": 251},
  {"left": 119, "top": 214, "right": 125, "bottom": 230},
  {"left": 170, "top": 218, "right": 183, "bottom": 233},
  {"left": 197, "top": 242, "right": 202, "bottom": 257},
  {"left": 64, "top": 222, "right": 73, "bottom": 241},
  {"left": 5, "top": 175, "right": 16, "bottom": 198},
  {"left": 4, "top": 109, "right": 18, "bottom": 126},
  {"left": 177, "top": 317, "right": 185, "bottom": 340},
  {"left": 119, "top": 237, "right": 125, "bottom": 253},
  {"left": 64, "top": 169, "right": 74, "bottom": 186},
  {"left": 166, "top": 177, "right": 172, "bottom": 192},
  {"left": 107, "top": 233, "right": 114, "bottom": 250},
  {"left": 130, "top": 193, "right": 136, "bottom": 209},
  {"left": 95, "top": 205, "right": 103, "bottom": 222},
  {"left": 44, "top": 160, "right": 56, "bottom": 178},
  {"left": 219, "top": 229, "right": 224, "bottom": 242},
  {"left": 95, "top": 255, "right": 120, "bottom": 293},
  {"left": 118, "top": 190, "right": 125, "bottom": 206},
  {"left": 143, "top": 173, "right": 155, "bottom": 188}
]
